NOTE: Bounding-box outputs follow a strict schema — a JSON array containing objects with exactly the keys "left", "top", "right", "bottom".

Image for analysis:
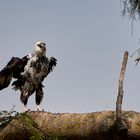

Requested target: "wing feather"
[
  {"left": 47, "top": 57, "right": 57, "bottom": 74},
  {"left": 0, "top": 68, "right": 12, "bottom": 90},
  {"left": 0, "top": 56, "right": 28, "bottom": 90}
]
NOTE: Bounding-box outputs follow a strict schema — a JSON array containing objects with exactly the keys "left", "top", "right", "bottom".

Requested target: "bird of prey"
[{"left": 0, "top": 41, "right": 57, "bottom": 112}]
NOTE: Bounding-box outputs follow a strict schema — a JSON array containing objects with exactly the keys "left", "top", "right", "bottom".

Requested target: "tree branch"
[{"left": 116, "top": 51, "right": 129, "bottom": 122}]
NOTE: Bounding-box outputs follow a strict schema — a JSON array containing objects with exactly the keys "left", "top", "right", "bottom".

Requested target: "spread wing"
[{"left": 0, "top": 56, "right": 29, "bottom": 90}]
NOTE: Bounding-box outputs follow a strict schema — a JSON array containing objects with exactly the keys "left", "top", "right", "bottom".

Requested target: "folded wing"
[{"left": 48, "top": 57, "right": 57, "bottom": 74}]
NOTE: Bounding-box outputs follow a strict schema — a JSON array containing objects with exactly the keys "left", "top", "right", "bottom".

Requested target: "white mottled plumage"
[
  {"left": 22, "top": 42, "right": 49, "bottom": 89},
  {"left": 0, "top": 41, "right": 57, "bottom": 112},
  {"left": 20, "top": 42, "right": 50, "bottom": 111}
]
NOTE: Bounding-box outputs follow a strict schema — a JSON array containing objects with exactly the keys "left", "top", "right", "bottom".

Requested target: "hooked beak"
[{"left": 38, "top": 44, "right": 46, "bottom": 52}]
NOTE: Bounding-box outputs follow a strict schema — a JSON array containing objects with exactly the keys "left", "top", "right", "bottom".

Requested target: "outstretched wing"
[{"left": 0, "top": 56, "right": 29, "bottom": 90}]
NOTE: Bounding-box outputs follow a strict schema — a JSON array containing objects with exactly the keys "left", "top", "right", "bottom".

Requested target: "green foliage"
[
  {"left": 0, "top": 108, "right": 46, "bottom": 139},
  {"left": 30, "top": 132, "right": 45, "bottom": 140},
  {"left": 0, "top": 106, "right": 18, "bottom": 129},
  {"left": 17, "top": 113, "right": 45, "bottom": 140},
  {"left": 17, "top": 112, "right": 36, "bottom": 127},
  {"left": 0, "top": 110, "right": 69, "bottom": 140}
]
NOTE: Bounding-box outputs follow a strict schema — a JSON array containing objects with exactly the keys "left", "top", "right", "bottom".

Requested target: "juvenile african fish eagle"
[{"left": 0, "top": 41, "right": 57, "bottom": 112}]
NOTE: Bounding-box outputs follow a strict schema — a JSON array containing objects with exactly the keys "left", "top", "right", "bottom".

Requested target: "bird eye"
[
  {"left": 37, "top": 44, "right": 42, "bottom": 48},
  {"left": 42, "top": 43, "right": 46, "bottom": 46}
]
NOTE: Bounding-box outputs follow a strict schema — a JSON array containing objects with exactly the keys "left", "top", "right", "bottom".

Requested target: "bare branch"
[{"left": 116, "top": 51, "right": 129, "bottom": 122}]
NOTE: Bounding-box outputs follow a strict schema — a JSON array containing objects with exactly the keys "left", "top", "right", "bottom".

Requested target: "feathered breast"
[{"left": 22, "top": 55, "right": 49, "bottom": 85}]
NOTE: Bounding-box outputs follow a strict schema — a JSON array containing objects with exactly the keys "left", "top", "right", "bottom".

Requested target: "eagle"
[{"left": 0, "top": 41, "right": 57, "bottom": 112}]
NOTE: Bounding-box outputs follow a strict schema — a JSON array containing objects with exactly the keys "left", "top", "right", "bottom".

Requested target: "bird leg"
[
  {"left": 36, "top": 105, "right": 41, "bottom": 111},
  {"left": 20, "top": 90, "right": 30, "bottom": 112},
  {"left": 23, "top": 105, "right": 28, "bottom": 112},
  {"left": 35, "top": 85, "right": 44, "bottom": 112},
  {"left": 36, "top": 105, "right": 44, "bottom": 112}
]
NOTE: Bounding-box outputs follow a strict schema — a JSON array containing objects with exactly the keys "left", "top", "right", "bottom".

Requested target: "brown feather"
[{"left": 0, "top": 56, "right": 28, "bottom": 90}]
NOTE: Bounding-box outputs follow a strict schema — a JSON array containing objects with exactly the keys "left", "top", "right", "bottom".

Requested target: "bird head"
[{"left": 34, "top": 41, "right": 47, "bottom": 56}]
